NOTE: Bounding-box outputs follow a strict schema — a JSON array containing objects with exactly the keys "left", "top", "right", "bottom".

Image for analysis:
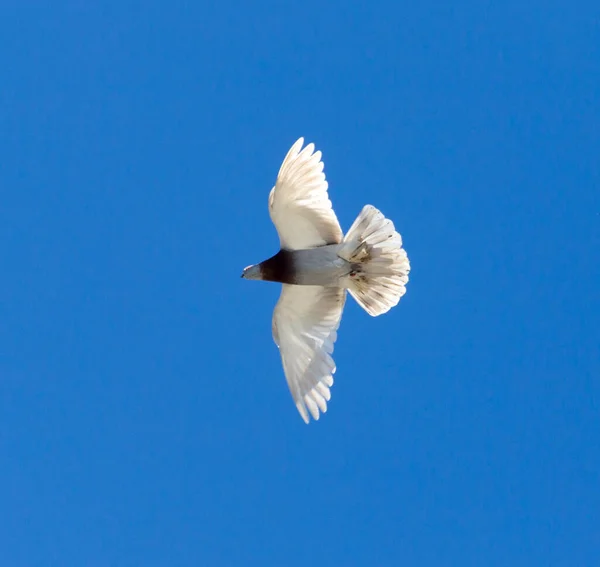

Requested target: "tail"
[{"left": 338, "top": 205, "right": 410, "bottom": 317}]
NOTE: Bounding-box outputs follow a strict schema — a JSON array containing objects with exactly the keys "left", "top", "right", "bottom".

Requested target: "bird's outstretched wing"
[
  {"left": 272, "top": 284, "right": 346, "bottom": 423},
  {"left": 269, "top": 138, "right": 343, "bottom": 251}
]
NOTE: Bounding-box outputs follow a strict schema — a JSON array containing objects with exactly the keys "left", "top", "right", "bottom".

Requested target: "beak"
[{"left": 241, "top": 264, "right": 261, "bottom": 280}]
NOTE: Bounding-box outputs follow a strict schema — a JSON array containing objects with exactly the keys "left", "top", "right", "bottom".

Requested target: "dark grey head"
[{"left": 241, "top": 249, "right": 296, "bottom": 284}]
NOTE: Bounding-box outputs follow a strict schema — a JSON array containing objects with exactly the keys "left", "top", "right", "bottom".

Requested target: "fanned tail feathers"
[{"left": 339, "top": 205, "right": 410, "bottom": 316}]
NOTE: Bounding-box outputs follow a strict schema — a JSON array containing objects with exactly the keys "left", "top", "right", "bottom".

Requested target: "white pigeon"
[{"left": 242, "top": 138, "right": 410, "bottom": 423}]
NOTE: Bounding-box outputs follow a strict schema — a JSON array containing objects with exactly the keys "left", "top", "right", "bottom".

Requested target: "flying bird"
[{"left": 242, "top": 138, "right": 410, "bottom": 423}]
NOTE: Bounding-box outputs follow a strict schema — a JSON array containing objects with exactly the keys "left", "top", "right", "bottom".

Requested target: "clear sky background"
[{"left": 1, "top": 2, "right": 599, "bottom": 566}]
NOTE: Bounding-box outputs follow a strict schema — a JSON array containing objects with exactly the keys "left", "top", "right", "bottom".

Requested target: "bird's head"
[{"left": 241, "top": 264, "right": 262, "bottom": 280}]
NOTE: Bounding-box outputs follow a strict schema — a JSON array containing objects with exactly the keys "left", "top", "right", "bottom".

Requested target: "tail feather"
[{"left": 339, "top": 205, "right": 410, "bottom": 317}]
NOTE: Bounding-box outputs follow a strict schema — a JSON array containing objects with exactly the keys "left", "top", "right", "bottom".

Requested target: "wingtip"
[
  {"left": 296, "top": 402, "right": 310, "bottom": 424},
  {"left": 304, "top": 395, "right": 320, "bottom": 421},
  {"left": 290, "top": 137, "right": 305, "bottom": 155}
]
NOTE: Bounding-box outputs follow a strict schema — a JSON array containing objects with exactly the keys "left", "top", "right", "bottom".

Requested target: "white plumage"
[
  {"left": 242, "top": 138, "right": 411, "bottom": 423},
  {"left": 269, "top": 138, "right": 343, "bottom": 250},
  {"left": 272, "top": 285, "right": 345, "bottom": 423}
]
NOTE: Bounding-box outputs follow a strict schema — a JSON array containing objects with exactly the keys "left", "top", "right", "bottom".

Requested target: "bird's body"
[
  {"left": 251, "top": 245, "right": 351, "bottom": 286},
  {"left": 242, "top": 138, "right": 410, "bottom": 423}
]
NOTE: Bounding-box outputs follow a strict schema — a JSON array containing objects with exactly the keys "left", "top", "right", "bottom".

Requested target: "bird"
[{"left": 241, "top": 138, "right": 410, "bottom": 423}]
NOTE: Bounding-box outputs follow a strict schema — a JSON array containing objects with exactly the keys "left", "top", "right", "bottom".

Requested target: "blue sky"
[{"left": 1, "top": 2, "right": 598, "bottom": 565}]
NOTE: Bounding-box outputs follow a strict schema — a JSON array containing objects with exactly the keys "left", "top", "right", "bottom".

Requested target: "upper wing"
[
  {"left": 268, "top": 138, "right": 343, "bottom": 251},
  {"left": 272, "top": 284, "right": 346, "bottom": 423}
]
